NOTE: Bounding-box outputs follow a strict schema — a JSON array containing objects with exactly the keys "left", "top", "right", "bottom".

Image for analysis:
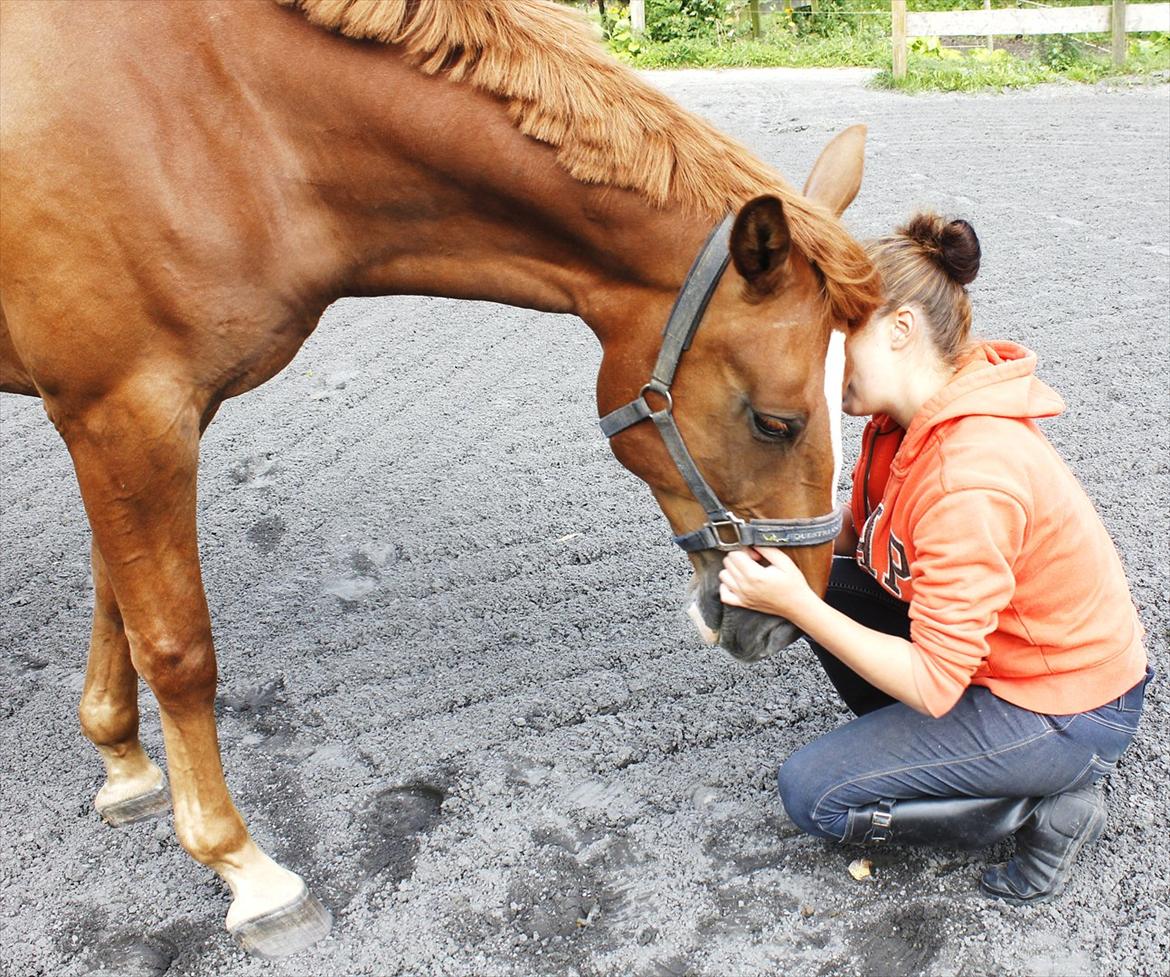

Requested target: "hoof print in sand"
[
  {"left": 360, "top": 784, "right": 445, "bottom": 880},
  {"left": 322, "top": 545, "right": 399, "bottom": 605},
  {"left": 228, "top": 453, "right": 280, "bottom": 490},
  {"left": 86, "top": 932, "right": 177, "bottom": 977},
  {"left": 219, "top": 676, "right": 286, "bottom": 716},
  {"left": 246, "top": 514, "right": 287, "bottom": 554},
  {"left": 320, "top": 784, "right": 444, "bottom": 912},
  {"left": 843, "top": 903, "right": 943, "bottom": 977},
  {"left": 643, "top": 954, "right": 695, "bottom": 977},
  {"left": 507, "top": 850, "right": 608, "bottom": 951}
]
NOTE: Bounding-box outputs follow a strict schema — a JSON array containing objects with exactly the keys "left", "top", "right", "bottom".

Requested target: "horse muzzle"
[{"left": 685, "top": 559, "right": 803, "bottom": 662}]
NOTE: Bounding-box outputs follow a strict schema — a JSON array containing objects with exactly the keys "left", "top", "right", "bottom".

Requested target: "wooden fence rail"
[{"left": 892, "top": 0, "right": 1170, "bottom": 79}]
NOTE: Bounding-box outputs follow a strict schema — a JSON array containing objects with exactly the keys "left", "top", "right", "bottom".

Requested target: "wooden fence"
[{"left": 892, "top": 0, "right": 1170, "bottom": 79}]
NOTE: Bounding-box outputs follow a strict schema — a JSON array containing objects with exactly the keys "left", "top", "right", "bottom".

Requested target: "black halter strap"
[{"left": 598, "top": 215, "right": 842, "bottom": 553}]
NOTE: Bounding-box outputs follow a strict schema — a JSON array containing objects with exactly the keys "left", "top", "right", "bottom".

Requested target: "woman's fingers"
[
  {"left": 719, "top": 565, "right": 749, "bottom": 606},
  {"left": 755, "top": 546, "right": 795, "bottom": 568},
  {"left": 724, "top": 550, "right": 758, "bottom": 576},
  {"left": 719, "top": 583, "right": 745, "bottom": 607},
  {"left": 721, "top": 558, "right": 756, "bottom": 595}
]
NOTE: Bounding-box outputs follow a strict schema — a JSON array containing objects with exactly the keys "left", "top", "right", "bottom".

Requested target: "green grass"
[
  {"left": 624, "top": 33, "right": 888, "bottom": 69},
  {"left": 876, "top": 37, "right": 1170, "bottom": 92},
  {"left": 610, "top": 25, "right": 1170, "bottom": 92},
  {"left": 874, "top": 53, "right": 1054, "bottom": 92}
]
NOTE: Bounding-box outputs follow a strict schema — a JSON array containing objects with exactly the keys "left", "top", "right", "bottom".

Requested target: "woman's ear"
[{"left": 889, "top": 306, "right": 917, "bottom": 350}]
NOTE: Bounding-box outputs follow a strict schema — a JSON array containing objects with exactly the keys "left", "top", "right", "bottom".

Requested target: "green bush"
[
  {"left": 790, "top": 0, "right": 873, "bottom": 40},
  {"left": 1133, "top": 31, "right": 1170, "bottom": 57},
  {"left": 878, "top": 33, "right": 1170, "bottom": 92},
  {"left": 910, "top": 35, "right": 962, "bottom": 60},
  {"left": 1037, "top": 34, "right": 1081, "bottom": 72},
  {"left": 604, "top": 5, "right": 645, "bottom": 57},
  {"left": 645, "top": 0, "right": 731, "bottom": 43}
]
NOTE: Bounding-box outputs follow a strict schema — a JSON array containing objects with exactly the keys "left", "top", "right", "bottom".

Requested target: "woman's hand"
[
  {"left": 722, "top": 547, "right": 934, "bottom": 715},
  {"left": 719, "top": 547, "right": 815, "bottom": 620}
]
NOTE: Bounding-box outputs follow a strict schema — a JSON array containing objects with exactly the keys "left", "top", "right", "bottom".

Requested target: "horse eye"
[{"left": 751, "top": 411, "right": 798, "bottom": 441}]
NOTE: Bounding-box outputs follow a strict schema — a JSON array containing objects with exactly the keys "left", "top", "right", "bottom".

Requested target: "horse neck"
[{"left": 252, "top": 10, "right": 715, "bottom": 344}]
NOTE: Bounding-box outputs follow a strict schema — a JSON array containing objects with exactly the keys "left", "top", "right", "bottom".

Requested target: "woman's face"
[{"left": 842, "top": 309, "right": 898, "bottom": 417}]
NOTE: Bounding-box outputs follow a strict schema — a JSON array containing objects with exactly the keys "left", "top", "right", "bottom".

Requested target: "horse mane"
[{"left": 277, "top": 0, "right": 881, "bottom": 325}]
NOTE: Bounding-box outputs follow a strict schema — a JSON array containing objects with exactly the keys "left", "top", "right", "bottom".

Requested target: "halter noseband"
[{"left": 598, "top": 215, "right": 843, "bottom": 553}]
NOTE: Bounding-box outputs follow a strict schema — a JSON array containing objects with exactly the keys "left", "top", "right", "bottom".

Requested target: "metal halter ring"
[{"left": 639, "top": 382, "right": 673, "bottom": 415}]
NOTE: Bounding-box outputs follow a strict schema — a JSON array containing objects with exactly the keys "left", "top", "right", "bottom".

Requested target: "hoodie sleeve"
[{"left": 907, "top": 487, "right": 1029, "bottom": 717}]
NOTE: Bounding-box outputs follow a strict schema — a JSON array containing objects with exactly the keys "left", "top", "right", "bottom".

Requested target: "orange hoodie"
[{"left": 850, "top": 341, "right": 1147, "bottom": 718}]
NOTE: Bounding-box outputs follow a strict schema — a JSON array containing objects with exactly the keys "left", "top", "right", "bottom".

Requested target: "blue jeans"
[{"left": 780, "top": 558, "right": 1151, "bottom": 841}]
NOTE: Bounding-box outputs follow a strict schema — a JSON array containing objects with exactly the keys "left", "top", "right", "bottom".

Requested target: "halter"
[{"left": 598, "top": 215, "right": 843, "bottom": 553}]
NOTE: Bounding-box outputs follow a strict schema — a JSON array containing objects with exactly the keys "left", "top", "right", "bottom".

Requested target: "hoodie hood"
[{"left": 892, "top": 341, "right": 1064, "bottom": 474}]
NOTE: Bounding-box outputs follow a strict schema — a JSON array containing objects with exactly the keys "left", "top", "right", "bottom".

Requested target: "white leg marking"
[{"left": 823, "top": 330, "right": 846, "bottom": 508}]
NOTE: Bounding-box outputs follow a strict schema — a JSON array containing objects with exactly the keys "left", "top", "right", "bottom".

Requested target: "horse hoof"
[
  {"left": 229, "top": 886, "right": 332, "bottom": 959},
  {"left": 98, "top": 782, "right": 171, "bottom": 826}
]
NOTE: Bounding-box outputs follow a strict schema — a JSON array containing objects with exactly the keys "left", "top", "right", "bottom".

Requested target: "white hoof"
[
  {"left": 96, "top": 764, "right": 170, "bottom": 826},
  {"left": 229, "top": 886, "right": 332, "bottom": 958}
]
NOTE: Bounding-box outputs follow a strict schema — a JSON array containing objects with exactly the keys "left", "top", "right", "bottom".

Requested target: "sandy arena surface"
[{"left": 1, "top": 68, "right": 1168, "bottom": 977}]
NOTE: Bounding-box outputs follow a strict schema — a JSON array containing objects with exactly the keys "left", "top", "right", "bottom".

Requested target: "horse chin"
[
  {"left": 685, "top": 566, "right": 803, "bottom": 662},
  {"left": 718, "top": 607, "right": 802, "bottom": 662}
]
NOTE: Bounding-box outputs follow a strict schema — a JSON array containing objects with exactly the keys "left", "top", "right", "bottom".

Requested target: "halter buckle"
[{"left": 708, "top": 514, "right": 747, "bottom": 550}]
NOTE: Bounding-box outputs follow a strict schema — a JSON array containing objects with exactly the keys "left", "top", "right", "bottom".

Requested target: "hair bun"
[
  {"left": 901, "top": 213, "right": 981, "bottom": 286},
  {"left": 938, "top": 219, "right": 980, "bottom": 285}
]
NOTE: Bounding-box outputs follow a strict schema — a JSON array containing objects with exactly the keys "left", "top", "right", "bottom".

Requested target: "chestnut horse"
[{"left": 0, "top": 0, "right": 880, "bottom": 957}]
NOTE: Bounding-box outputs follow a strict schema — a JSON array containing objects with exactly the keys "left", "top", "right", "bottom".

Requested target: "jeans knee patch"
[{"left": 777, "top": 754, "right": 832, "bottom": 837}]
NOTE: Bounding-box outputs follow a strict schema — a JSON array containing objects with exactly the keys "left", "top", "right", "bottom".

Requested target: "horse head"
[{"left": 599, "top": 126, "right": 879, "bottom": 662}]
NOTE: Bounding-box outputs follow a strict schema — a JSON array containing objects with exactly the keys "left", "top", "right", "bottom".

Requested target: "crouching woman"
[{"left": 720, "top": 213, "right": 1151, "bottom": 904}]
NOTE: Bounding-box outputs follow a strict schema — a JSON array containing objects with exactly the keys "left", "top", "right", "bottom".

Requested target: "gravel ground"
[{"left": 1, "top": 68, "right": 1168, "bottom": 977}]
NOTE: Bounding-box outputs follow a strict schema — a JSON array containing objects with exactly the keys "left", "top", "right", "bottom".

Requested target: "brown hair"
[{"left": 866, "top": 213, "right": 981, "bottom": 364}]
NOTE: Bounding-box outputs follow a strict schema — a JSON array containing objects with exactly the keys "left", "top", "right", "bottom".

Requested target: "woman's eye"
[{"left": 751, "top": 412, "right": 797, "bottom": 440}]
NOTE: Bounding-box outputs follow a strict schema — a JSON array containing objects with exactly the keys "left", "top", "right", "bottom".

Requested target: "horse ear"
[
  {"left": 730, "top": 195, "right": 791, "bottom": 295},
  {"left": 802, "top": 124, "right": 866, "bottom": 217}
]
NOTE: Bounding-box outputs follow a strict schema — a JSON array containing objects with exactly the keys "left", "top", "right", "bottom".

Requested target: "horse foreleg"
[
  {"left": 79, "top": 540, "right": 169, "bottom": 825},
  {"left": 57, "top": 380, "right": 330, "bottom": 957}
]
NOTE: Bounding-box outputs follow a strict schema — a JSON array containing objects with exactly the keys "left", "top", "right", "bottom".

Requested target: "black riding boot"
[
  {"left": 841, "top": 795, "right": 1040, "bottom": 849},
  {"left": 979, "top": 786, "right": 1107, "bottom": 905}
]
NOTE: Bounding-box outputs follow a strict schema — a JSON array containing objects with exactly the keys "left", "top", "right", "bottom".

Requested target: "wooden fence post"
[
  {"left": 892, "top": 0, "right": 908, "bottom": 81},
  {"left": 631, "top": 0, "right": 645, "bottom": 35},
  {"left": 1112, "top": 0, "right": 1127, "bottom": 66},
  {"left": 985, "top": 0, "right": 994, "bottom": 51},
  {"left": 750, "top": 0, "right": 761, "bottom": 38}
]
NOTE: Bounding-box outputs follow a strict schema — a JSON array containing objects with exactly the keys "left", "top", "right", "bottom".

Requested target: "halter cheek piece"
[{"left": 598, "top": 215, "right": 843, "bottom": 553}]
